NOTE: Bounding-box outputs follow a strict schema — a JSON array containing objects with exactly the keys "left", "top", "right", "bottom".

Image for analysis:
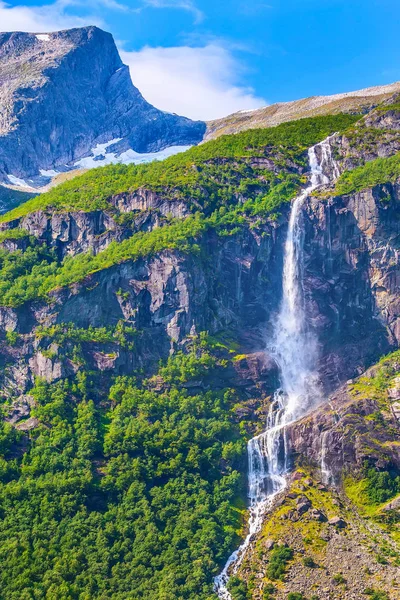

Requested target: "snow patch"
[
  {"left": 238, "top": 107, "right": 262, "bottom": 114},
  {"left": 7, "top": 174, "right": 31, "bottom": 188},
  {"left": 40, "top": 169, "right": 59, "bottom": 178},
  {"left": 74, "top": 140, "right": 192, "bottom": 170},
  {"left": 36, "top": 34, "right": 50, "bottom": 42}
]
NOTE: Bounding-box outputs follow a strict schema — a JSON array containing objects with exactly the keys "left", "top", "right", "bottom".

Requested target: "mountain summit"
[{"left": 0, "top": 26, "right": 205, "bottom": 187}]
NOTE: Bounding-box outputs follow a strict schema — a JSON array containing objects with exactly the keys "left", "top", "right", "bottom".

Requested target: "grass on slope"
[
  {"left": 0, "top": 114, "right": 360, "bottom": 223},
  {"left": 335, "top": 152, "right": 400, "bottom": 196}
]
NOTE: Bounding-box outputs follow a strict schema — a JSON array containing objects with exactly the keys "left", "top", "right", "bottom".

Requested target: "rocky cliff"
[{"left": 0, "top": 26, "right": 205, "bottom": 189}]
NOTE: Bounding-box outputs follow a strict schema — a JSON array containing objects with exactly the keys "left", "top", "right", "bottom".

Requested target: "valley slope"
[{"left": 0, "top": 95, "right": 398, "bottom": 599}]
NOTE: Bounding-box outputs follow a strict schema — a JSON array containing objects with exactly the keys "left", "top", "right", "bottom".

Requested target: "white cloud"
[
  {"left": 142, "top": 0, "right": 204, "bottom": 23},
  {"left": 120, "top": 44, "right": 266, "bottom": 121},
  {"left": 0, "top": 0, "right": 109, "bottom": 33}
]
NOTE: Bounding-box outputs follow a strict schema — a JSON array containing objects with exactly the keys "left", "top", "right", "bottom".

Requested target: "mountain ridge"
[{"left": 205, "top": 80, "right": 400, "bottom": 141}]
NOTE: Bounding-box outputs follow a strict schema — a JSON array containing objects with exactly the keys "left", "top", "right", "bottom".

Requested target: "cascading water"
[
  {"left": 320, "top": 430, "right": 332, "bottom": 486},
  {"left": 214, "top": 135, "right": 340, "bottom": 599}
]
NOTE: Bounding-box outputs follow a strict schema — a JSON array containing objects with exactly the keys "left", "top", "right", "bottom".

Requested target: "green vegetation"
[
  {"left": 344, "top": 350, "right": 400, "bottom": 520},
  {"left": 364, "top": 589, "right": 390, "bottom": 600},
  {"left": 5, "top": 330, "right": 19, "bottom": 346},
  {"left": 262, "top": 583, "right": 276, "bottom": 599},
  {"left": 287, "top": 594, "right": 307, "bottom": 600},
  {"left": 0, "top": 340, "right": 246, "bottom": 599},
  {"left": 363, "top": 463, "right": 400, "bottom": 504},
  {"left": 376, "top": 101, "right": 400, "bottom": 114},
  {"left": 334, "top": 152, "right": 400, "bottom": 196},
  {"left": 266, "top": 545, "right": 294, "bottom": 580},
  {"left": 0, "top": 228, "right": 30, "bottom": 242},
  {"left": 350, "top": 349, "right": 400, "bottom": 403},
  {"left": 0, "top": 114, "right": 359, "bottom": 223},
  {"left": 0, "top": 113, "right": 362, "bottom": 309},
  {"left": 227, "top": 576, "right": 250, "bottom": 600},
  {"left": 302, "top": 555, "right": 316, "bottom": 567},
  {"left": 35, "top": 321, "right": 137, "bottom": 349},
  {"left": 332, "top": 573, "right": 346, "bottom": 585}
]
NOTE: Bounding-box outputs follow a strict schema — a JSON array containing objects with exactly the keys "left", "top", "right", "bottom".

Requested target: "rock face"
[
  {"left": 0, "top": 26, "right": 205, "bottom": 185},
  {"left": 301, "top": 181, "right": 400, "bottom": 387},
  {"left": 0, "top": 222, "right": 285, "bottom": 394},
  {"left": 0, "top": 179, "right": 399, "bottom": 401}
]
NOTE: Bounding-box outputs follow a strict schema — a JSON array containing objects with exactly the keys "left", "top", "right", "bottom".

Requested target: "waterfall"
[
  {"left": 214, "top": 135, "right": 339, "bottom": 599},
  {"left": 320, "top": 430, "right": 333, "bottom": 485}
]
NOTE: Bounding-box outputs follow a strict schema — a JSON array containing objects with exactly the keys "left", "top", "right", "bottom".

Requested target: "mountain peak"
[{"left": 0, "top": 26, "right": 205, "bottom": 188}]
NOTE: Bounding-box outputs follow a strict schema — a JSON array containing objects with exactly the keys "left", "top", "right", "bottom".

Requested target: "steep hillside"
[
  {"left": 0, "top": 98, "right": 398, "bottom": 599},
  {"left": 230, "top": 351, "right": 400, "bottom": 599},
  {"left": 205, "top": 81, "right": 400, "bottom": 141}
]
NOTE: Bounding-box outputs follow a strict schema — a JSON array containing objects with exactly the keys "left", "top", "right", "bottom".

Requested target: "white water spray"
[{"left": 214, "top": 136, "right": 339, "bottom": 598}]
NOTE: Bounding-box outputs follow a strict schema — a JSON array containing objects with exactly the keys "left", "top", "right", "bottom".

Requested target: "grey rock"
[
  {"left": 296, "top": 496, "right": 312, "bottom": 515},
  {"left": 309, "top": 509, "right": 327, "bottom": 522},
  {"left": 16, "top": 416, "right": 39, "bottom": 431},
  {"left": 328, "top": 517, "right": 347, "bottom": 529},
  {"left": 5, "top": 394, "right": 35, "bottom": 424}
]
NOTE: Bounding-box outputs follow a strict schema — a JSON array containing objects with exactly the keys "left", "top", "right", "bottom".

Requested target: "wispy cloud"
[
  {"left": 0, "top": 0, "right": 103, "bottom": 32},
  {"left": 142, "top": 0, "right": 204, "bottom": 23},
  {"left": 239, "top": 1, "right": 273, "bottom": 14},
  {"left": 121, "top": 44, "right": 266, "bottom": 120}
]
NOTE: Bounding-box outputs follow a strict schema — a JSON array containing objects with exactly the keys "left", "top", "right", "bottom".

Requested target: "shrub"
[
  {"left": 5, "top": 330, "right": 19, "bottom": 346},
  {"left": 266, "top": 545, "right": 294, "bottom": 580},
  {"left": 364, "top": 589, "right": 389, "bottom": 600},
  {"left": 335, "top": 152, "right": 400, "bottom": 196},
  {"left": 302, "top": 556, "right": 315, "bottom": 568},
  {"left": 227, "top": 576, "right": 250, "bottom": 600},
  {"left": 263, "top": 583, "right": 276, "bottom": 599}
]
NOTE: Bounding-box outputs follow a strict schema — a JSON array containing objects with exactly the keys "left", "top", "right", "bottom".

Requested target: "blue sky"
[{"left": 1, "top": 0, "right": 399, "bottom": 120}]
